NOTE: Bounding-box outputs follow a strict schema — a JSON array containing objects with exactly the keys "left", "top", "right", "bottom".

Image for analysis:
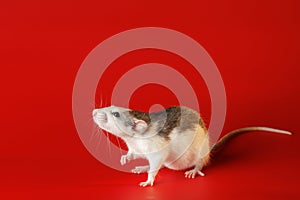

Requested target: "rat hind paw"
[{"left": 185, "top": 169, "right": 205, "bottom": 179}]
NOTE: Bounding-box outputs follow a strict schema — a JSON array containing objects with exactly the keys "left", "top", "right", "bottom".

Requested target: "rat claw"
[
  {"left": 185, "top": 169, "right": 205, "bottom": 179},
  {"left": 198, "top": 170, "right": 205, "bottom": 176},
  {"left": 139, "top": 180, "right": 154, "bottom": 187},
  {"left": 139, "top": 181, "right": 148, "bottom": 187},
  {"left": 120, "top": 155, "right": 128, "bottom": 165}
]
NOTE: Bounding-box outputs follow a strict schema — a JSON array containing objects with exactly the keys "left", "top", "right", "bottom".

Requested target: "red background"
[{"left": 1, "top": 0, "right": 300, "bottom": 199}]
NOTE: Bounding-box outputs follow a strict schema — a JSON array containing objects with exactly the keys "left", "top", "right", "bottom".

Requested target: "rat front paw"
[
  {"left": 120, "top": 155, "right": 128, "bottom": 165},
  {"left": 120, "top": 153, "right": 133, "bottom": 165},
  {"left": 139, "top": 180, "right": 154, "bottom": 187}
]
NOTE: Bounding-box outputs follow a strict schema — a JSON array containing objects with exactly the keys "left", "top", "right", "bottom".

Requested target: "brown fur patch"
[
  {"left": 129, "top": 110, "right": 151, "bottom": 124},
  {"left": 129, "top": 106, "right": 207, "bottom": 139},
  {"left": 155, "top": 107, "right": 182, "bottom": 138}
]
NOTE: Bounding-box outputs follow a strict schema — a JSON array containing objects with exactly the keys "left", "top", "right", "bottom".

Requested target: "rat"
[{"left": 92, "top": 105, "right": 292, "bottom": 187}]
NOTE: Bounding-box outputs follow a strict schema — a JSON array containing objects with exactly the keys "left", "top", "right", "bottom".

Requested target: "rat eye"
[{"left": 112, "top": 112, "right": 120, "bottom": 118}]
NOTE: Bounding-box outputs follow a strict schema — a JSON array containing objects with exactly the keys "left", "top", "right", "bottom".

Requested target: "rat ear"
[{"left": 133, "top": 118, "right": 148, "bottom": 132}]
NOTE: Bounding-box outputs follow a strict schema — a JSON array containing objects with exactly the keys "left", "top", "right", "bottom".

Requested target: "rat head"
[{"left": 93, "top": 106, "right": 150, "bottom": 138}]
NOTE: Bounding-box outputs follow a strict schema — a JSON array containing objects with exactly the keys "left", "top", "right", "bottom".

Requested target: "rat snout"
[{"left": 93, "top": 109, "right": 107, "bottom": 123}]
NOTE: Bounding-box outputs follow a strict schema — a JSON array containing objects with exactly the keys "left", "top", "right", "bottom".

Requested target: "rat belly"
[{"left": 163, "top": 129, "right": 210, "bottom": 170}]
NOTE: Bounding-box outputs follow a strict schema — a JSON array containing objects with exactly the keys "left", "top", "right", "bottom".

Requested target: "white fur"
[{"left": 93, "top": 106, "right": 210, "bottom": 187}]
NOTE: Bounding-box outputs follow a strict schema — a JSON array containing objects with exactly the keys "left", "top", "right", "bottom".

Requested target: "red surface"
[{"left": 1, "top": 0, "right": 300, "bottom": 199}]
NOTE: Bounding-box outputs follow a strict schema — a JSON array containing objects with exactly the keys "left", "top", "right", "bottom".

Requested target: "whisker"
[
  {"left": 100, "top": 91, "right": 103, "bottom": 108},
  {"left": 96, "top": 127, "right": 105, "bottom": 151},
  {"left": 88, "top": 116, "right": 95, "bottom": 124},
  {"left": 107, "top": 132, "right": 112, "bottom": 157},
  {"left": 103, "top": 93, "right": 109, "bottom": 107},
  {"left": 116, "top": 137, "right": 123, "bottom": 155},
  {"left": 89, "top": 124, "right": 99, "bottom": 144},
  {"left": 87, "top": 100, "right": 95, "bottom": 109}
]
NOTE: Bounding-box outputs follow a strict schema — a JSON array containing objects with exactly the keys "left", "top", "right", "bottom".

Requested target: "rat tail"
[{"left": 211, "top": 127, "right": 292, "bottom": 153}]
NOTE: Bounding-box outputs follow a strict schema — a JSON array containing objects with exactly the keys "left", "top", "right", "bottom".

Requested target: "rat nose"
[{"left": 93, "top": 109, "right": 98, "bottom": 117}]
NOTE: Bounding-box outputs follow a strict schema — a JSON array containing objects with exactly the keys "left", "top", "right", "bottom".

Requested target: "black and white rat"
[{"left": 92, "top": 106, "right": 291, "bottom": 187}]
